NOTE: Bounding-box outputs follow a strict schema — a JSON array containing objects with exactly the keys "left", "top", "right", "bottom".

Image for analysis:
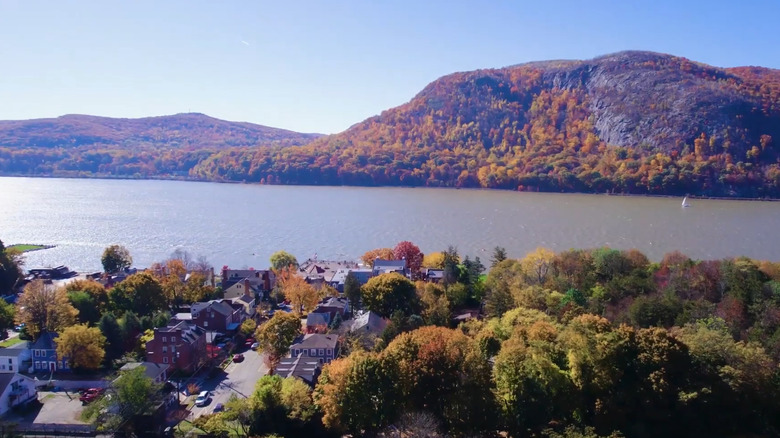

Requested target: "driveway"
[
  {"left": 190, "top": 349, "right": 268, "bottom": 418},
  {"left": 2, "top": 391, "right": 86, "bottom": 425}
]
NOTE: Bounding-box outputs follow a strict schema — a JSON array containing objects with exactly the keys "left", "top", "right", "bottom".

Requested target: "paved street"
[{"left": 190, "top": 348, "right": 268, "bottom": 418}]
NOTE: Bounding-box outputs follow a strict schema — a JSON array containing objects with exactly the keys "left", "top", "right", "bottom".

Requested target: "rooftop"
[{"left": 292, "top": 334, "right": 339, "bottom": 350}]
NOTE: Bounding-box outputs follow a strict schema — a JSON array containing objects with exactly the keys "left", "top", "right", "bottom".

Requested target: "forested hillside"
[
  {"left": 191, "top": 51, "right": 780, "bottom": 196},
  {"left": 3, "top": 51, "right": 780, "bottom": 197}
]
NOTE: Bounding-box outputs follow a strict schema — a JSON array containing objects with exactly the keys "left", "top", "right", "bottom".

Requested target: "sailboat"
[{"left": 682, "top": 196, "right": 691, "bottom": 208}]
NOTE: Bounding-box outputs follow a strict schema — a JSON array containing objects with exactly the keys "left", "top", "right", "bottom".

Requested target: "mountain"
[
  {"left": 0, "top": 113, "right": 321, "bottom": 149},
  {"left": 3, "top": 51, "right": 780, "bottom": 196}
]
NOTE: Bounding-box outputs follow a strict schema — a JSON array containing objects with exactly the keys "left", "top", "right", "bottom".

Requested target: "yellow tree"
[
  {"left": 361, "top": 248, "right": 395, "bottom": 267},
  {"left": 16, "top": 280, "right": 78, "bottom": 339},
  {"left": 520, "top": 247, "right": 556, "bottom": 286},
  {"left": 55, "top": 324, "right": 106, "bottom": 370},
  {"left": 422, "top": 252, "right": 446, "bottom": 269},
  {"left": 277, "top": 267, "right": 320, "bottom": 315}
]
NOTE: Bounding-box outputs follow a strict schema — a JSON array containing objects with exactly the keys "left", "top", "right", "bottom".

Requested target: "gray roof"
[
  {"left": 31, "top": 332, "right": 58, "bottom": 350},
  {"left": 192, "top": 300, "right": 235, "bottom": 317},
  {"left": 306, "top": 313, "right": 331, "bottom": 327},
  {"left": 291, "top": 334, "right": 339, "bottom": 350},
  {"left": 373, "top": 259, "right": 406, "bottom": 269},
  {"left": 315, "top": 297, "right": 348, "bottom": 312},
  {"left": 158, "top": 321, "right": 205, "bottom": 344},
  {"left": 275, "top": 356, "right": 321, "bottom": 385},
  {"left": 0, "top": 347, "right": 28, "bottom": 358},
  {"left": 120, "top": 362, "right": 169, "bottom": 381},
  {"left": 350, "top": 311, "right": 388, "bottom": 334},
  {"left": 0, "top": 374, "right": 15, "bottom": 395}
]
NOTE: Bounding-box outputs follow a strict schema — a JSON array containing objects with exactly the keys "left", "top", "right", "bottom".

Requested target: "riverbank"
[
  {"left": 1, "top": 173, "right": 779, "bottom": 202},
  {"left": 7, "top": 244, "right": 55, "bottom": 253}
]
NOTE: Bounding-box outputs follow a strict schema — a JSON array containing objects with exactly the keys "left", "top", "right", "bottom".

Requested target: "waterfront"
[{"left": 1, "top": 176, "right": 779, "bottom": 272}]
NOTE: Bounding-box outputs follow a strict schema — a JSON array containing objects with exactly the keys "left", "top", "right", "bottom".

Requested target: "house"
[
  {"left": 223, "top": 279, "right": 257, "bottom": 318},
  {"left": 372, "top": 259, "right": 409, "bottom": 278},
  {"left": 349, "top": 311, "right": 388, "bottom": 336},
  {"left": 274, "top": 356, "right": 322, "bottom": 386},
  {"left": 299, "top": 260, "right": 360, "bottom": 288},
  {"left": 221, "top": 267, "right": 275, "bottom": 297},
  {"left": 289, "top": 334, "right": 339, "bottom": 364},
  {"left": 31, "top": 332, "right": 69, "bottom": 372},
  {"left": 329, "top": 268, "right": 373, "bottom": 292},
  {"left": 422, "top": 268, "right": 445, "bottom": 283},
  {"left": 305, "top": 313, "right": 331, "bottom": 334},
  {"left": 120, "top": 362, "right": 170, "bottom": 384},
  {"left": 145, "top": 321, "right": 207, "bottom": 373},
  {"left": 313, "top": 296, "right": 348, "bottom": 320},
  {"left": 191, "top": 300, "right": 244, "bottom": 333},
  {"left": 0, "top": 347, "right": 30, "bottom": 374},
  {"left": 0, "top": 373, "right": 36, "bottom": 415}
]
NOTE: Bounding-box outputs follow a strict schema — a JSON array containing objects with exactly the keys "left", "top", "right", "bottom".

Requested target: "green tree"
[
  {"left": 0, "top": 299, "right": 15, "bottom": 335},
  {"left": 113, "top": 366, "right": 161, "bottom": 424},
  {"left": 67, "top": 291, "right": 101, "bottom": 325},
  {"left": 343, "top": 272, "right": 361, "bottom": 313},
  {"left": 361, "top": 272, "right": 420, "bottom": 318},
  {"left": 269, "top": 250, "right": 299, "bottom": 271},
  {"left": 491, "top": 246, "right": 508, "bottom": 268},
  {"left": 55, "top": 324, "right": 106, "bottom": 370},
  {"left": 108, "top": 272, "right": 166, "bottom": 315},
  {"left": 254, "top": 312, "right": 302, "bottom": 365},
  {"left": 484, "top": 259, "right": 523, "bottom": 317},
  {"left": 441, "top": 246, "right": 460, "bottom": 285},
  {"left": 240, "top": 319, "right": 257, "bottom": 336},
  {"left": 98, "top": 313, "right": 124, "bottom": 364},
  {"left": 0, "top": 240, "right": 23, "bottom": 295},
  {"left": 101, "top": 244, "right": 133, "bottom": 273},
  {"left": 119, "top": 311, "right": 142, "bottom": 351}
]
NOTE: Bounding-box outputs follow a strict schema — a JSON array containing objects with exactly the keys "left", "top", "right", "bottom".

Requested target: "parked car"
[
  {"left": 213, "top": 403, "right": 224, "bottom": 413},
  {"left": 195, "top": 391, "right": 210, "bottom": 407},
  {"left": 233, "top": 353, "right": 244, "bottom": 363},
  {"left": 244, "top": 338, "right": 254, "bottom": 348},
  {"left": 13, "top": 323, "right": 25, "bottom": 332},
  {"left": 251, "top": 342, "right": 260, "bottom": 350},
  {"left": 79, "top": 388, "right": 103, "bottom": 404}
]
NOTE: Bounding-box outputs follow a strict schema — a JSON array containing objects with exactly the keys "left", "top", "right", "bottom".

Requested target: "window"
[
  {"left": 59, "top": 361, "right": 63, "bottom": 368},
  {"left": 35, "top": 361, "right": 40, "bottom": 369},
  {"left": 163, "top": 357, "right": 168, "bottom": 364},
  {"left": 171, "top": 337, "right": 176, "bottom": 342},
  {"left": 8, "top": 365, "right": 12, "bottom": 372},
  {"left": 327, "top": 349, "right": 332, "bottom": 356},
  {"left": 171, "top": 346, "right": 176, "bottom": 353},
  {"left": 204, "top": 321, "right": 208, "bottom": 327},
  {"left": 7, "top": 358, "right": 11, "bottom": 364},
  {"left": 318, "top": 349, "right": 324, "bottom": 356},
  {"left": 162, "top": 346, "right": 167, "bottom": 353},
  {"left": 33, "top": 350, "right": 38, "bottom": 357},
  {"left": 162, "top": 337, "right": 167, "bottom": 343},
  {"left": 310, "top": 349, "right": 316, "bottom": 356}
]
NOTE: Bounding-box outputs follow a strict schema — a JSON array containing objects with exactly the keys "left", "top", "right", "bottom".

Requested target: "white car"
[{"left": 195, "top": 391, "right": 210, "bottom": 407}]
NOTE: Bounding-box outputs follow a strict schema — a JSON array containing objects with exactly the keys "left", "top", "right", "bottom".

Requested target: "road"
[{"left": 190, "top": 348, "right": 268, "bottom": 418}]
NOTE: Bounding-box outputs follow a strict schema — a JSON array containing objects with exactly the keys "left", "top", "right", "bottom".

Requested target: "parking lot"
[{"left": 3, "top": 390, "right": 87, "bottom": 425}]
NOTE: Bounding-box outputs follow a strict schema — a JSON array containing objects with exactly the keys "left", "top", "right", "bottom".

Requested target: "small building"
[
  {"left": 0, "top": 346, "right": 30, "bottom": 374},
  {"left": 372, "top": 259, "right": 408, "bottom": 277},
  {"left": 145, "top": 321, "right": 207, "bottom": 373},
  {"left": 191, "top": 300, "right": 244, "bottom": 333},
  {"left": 0, "top": 373, "right": 37, "bottom": 415},
  {"left": 349, "top": 311, "right": 388, "bottom": 336},
  {"left": 274, "top": 356, "right": 322, "bottom": 386},
  {"left": 31, "top": 332, "right": 69, "bottom": 373},
  {"left": 305, "top": 313, "right": 331, "bottom": 334},
  {"left": 313, "top": 297, "right": 348, "bottom": 320},
  {"left": 422, "top": 268, "right": 445, "bottom": 283},
  {"left": 329, "top": 268, "right": 373, "bottom": 292},
  {"left": 120, "top": 362, "right": 170, "bottom": 384},
  {"left": 221, "top": 267, "right": 275, "bottom": 297},
  {"left": 289, "top": 334, "right": 339, "bottom": 364}
]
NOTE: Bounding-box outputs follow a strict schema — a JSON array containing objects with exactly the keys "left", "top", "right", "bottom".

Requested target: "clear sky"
[{"left": 1, "top": 0, "right": 778, "bottom": 134}]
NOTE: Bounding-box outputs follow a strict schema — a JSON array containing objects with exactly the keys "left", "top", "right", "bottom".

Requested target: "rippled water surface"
[{"left": 1, "top": 177, "right": 779, "bottom": 272}]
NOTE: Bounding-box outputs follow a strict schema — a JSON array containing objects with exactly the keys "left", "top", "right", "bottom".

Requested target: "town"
[{"left": 0, "top": 240, "right": 481, "bottom": 436}]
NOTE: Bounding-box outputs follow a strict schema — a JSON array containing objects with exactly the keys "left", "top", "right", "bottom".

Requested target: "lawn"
[
  {"left": 7, "top": 244, "right": 54, "bottom": 253},
  {"left": 0, "top": 337, "right": 24, "bottom": 347}
]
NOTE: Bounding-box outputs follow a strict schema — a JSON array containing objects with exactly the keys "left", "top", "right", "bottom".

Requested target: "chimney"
[{"left": 243, "top": 279, "right": 252, "bottom": 298}]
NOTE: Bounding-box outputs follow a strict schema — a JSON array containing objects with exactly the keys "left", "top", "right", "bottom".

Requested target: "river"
[{"left": 0, "top": 177, "right": 779, "bottom": 272}]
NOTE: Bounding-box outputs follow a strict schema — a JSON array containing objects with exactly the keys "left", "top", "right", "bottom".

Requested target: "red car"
[
  {"left": 79, "top": 388, "right": 103, "bottom": 404},
  {"left": 233, "top": 354, "right": 244, "bottom": 363},
  {"left": 244, "top": 338, "right": 254, "bottom": 348}
]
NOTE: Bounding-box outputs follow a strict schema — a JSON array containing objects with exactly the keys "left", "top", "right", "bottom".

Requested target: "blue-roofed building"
[{"left": 31, "top": 331, "right": 69, "bottom": 373}]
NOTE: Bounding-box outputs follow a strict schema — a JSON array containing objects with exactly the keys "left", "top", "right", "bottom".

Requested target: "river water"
[{"left": 1, "top": 177, "right": 778, "bottom": 272}]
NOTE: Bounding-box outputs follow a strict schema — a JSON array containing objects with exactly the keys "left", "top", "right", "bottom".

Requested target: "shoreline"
[
  {"left": 7, "top": 244, "right": 56, "bottom": 253},
  {"left": 1, "top": 173, "right": 779, "bottom": 202}
]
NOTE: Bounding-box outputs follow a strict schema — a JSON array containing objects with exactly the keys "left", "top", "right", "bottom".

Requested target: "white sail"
[{"left": 682, "top": 196, "right": 690, "bottom": 207}]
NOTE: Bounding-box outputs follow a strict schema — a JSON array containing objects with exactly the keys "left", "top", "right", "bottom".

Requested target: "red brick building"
[{"left": 145, "top": 321, "right": 207, "bottom": 373}]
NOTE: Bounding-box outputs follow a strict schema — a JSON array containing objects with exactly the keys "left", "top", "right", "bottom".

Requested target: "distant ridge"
[{"left": 0, "top": 113, "right": 322, "bottom": 149}]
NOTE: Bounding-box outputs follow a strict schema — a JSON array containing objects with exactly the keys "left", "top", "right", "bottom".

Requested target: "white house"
[
  {"left": 0, "top": 346, "right": 30, "bottom": 374},
  {"left": 0, "top": 373, "right": 37, "bottom": 415}
]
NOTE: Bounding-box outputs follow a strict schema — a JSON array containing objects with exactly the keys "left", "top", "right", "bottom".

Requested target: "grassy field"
[
  {"left": 0, "top": 337, "right": 24, "bottom": 348},
  {"left": 7, "top": 244, "right": 54, "bottom": 253}
]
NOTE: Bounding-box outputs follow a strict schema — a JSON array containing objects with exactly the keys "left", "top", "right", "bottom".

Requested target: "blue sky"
[{"left": 0, "top": 0, "right": 778, "bottom": 134}]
